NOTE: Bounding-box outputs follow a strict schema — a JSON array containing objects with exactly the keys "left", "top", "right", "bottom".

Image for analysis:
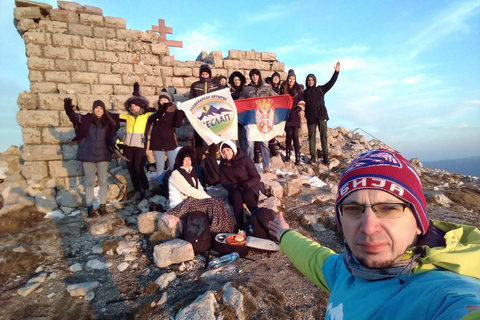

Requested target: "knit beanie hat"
[
  {"left": 220, "top": 140, "right": 237, "bottom": 158},
  {"left": 287, "top": 69, "right": 296, "bottom": 79},
  {"left": 159, "top": 90, "right": 172, "bottom": 103},
  {"left": 92, "top": 100, "right": 105, "bottom": 110},
  {"left": 335, "top": 149, "right": 429, "bottom": 235}
]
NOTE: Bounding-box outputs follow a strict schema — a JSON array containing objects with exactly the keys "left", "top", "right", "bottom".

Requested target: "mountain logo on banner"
[
  {"left": 193, "top": 99, "right": 235, "bottom": 135},
  {"left": 255, "top": 98, "right": 274, "bottom": 133}
]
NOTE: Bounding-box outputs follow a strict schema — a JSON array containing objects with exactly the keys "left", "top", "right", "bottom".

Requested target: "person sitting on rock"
[
  {"left": 219, "top": 140, "right": 261, "bottom": 232},
  {"left": 166, "top": 146, "right": 234, "bottom": 234},
  {"left": 64, "top": 98, "right": 119, "bottom": 217}
]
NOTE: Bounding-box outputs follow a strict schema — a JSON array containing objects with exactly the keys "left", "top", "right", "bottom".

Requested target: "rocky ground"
[{"left": 1, "top": 127, "right": 479, "bottom": 320}]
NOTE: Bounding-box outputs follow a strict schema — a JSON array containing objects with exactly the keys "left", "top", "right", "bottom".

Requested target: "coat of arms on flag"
[
  {"left": 236, "top": 94, "right": 293, "bottom": 141},
  {"left": 178, "top": 88, "right": 238, "bottom": 145}
]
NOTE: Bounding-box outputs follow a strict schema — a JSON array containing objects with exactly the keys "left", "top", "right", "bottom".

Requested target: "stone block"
[
  {"left": 48, "top": 160, "right": 83, "bottom": 177},
  {"left": 17, "top": 91, "right": 39, "bottom": 110},
  {"left": 23, "top": 31, "right": 52, "bottom": 45},
  {"left": 104, "top": 16, "right": 126, "bottom": 28},
  {"left": 77, "top": 95, "right": 110, "bottom": 111},
  {"left": 82, "top": 37, "right": 105, "bottom": 50},
  {"left": 140, "top": 54, "right": 159, "bottom": 65},
  {"left": 144, "top": 75, "right": 162, "bottom": 87},
  {"left": 45, "top": 71, "right": 71, "bottom": 83},
  {"left": 21, "top": 161, "right": 48, "bottom": 180},
  {"left": 17, "top": 110, "right": 59, "bottom": 127},
  {"left": 112, "top": 63, "right": 133, "bottom": 74},
  {"left": 134, "top": 64, "right": 153, "bottom": 75},
  {"left": 183, "top": 77, "right": 197, "bottom": 88},
  {"left": 211, "top": 68, "right": 227, "bottom": 77},
  {"left": 38, "top": 93, "right": 71, "bottom": 110},
  {"left": 141, "top": 87, "right": 156, "bottom": 96},
  {"left": 58, "top": 83, "right": 90, "bottom": 94},
  {"left": 272, "top": 61, "right": 285, "bottom": 70},
  {"left": 159, "top": 55, "right": 172, "bottom": 66},
  {"left": 14, "top": 7, "right": 41, "bottom": 20},
  {"left": 153, "top": 239, "right": 194, "bottom": 268},
  {"left": 59, "top": 111, "right": 72, "bottom": 126},
  {"left": 91, "top": 84, "right": 113, "bottom": 95},
  {"left": 245, "top": 50, "right": 257, "bottom": 60},
  {"left": 116, "top": 29, "right": 137, "bottom": 40},
  {"left": 52, "top": 33, "right": 81, "bottom": 47},
  {"left": 30, "top": 82, "right": 57, "bottom": 93},
  {"left": 27, "top": 57, "right": 55, "bottom": 71},
  {"left": 106, "top": 40, "right": 127, "bottom": 52},
  {"left": 38, "top": 20, "right": 68, "bottom": 33},
  {"left": 223, "top": 60, "right": 241, "bottom": 69},
  {"left": 168, "top": 77, "right": 184, "bottom": 88},
  {"left": 99, "top": 74, "right": 122, "bottom": 85},
  {"left": 261, "top": 52, "right": 276, "bottom": 61},
  {"left": 151, "top": 43, "right": 169, "bottom": 56},
  {"left": 22, "top": 144, "right": 62, "bottom": 161},
  {"left": 227, "top": 49, "right": 245, "bottom": 60},
  {"left": 16, "top": 19, "right": 38, "bottom": 34},
  {"left": 95, "top": 50, "right": 118, "bottom": 63},
  {"left": 71, "top": 48, "right": 95, "bottom": 61},
  {"left": 138, "top": 211, "right": 159, "bottom": 234},
  {"left": 122, "top": 74, "right": 143, "bottom": 86},
  {"left": 22, "top": 127, "right": 42, "bottom": 144},
  {"left": 67, "top": 23, "right": 92, "bottom": 37},
  {"left": 58, "top": 1, "right": 83, "bottom": 12},
  {"left": 42, "top": 127, "right": 75, "bottom": 144},
  {"left": 87, "top": 61, "right": 111, "bottom": 73},
  {"left": 83, "top": 5, "right": 103, "bottom": 15},
  {"left": 113, "top": 85, "right": 131, "bottom": 95},
  {"left": 29, "top": 70, "right": 43, "bottom": 82},
  {"left": 156, "top": 66, "right": 173, "bottom": 76},
  {"left": 173, "top": 67, "right": 192, "bottom": 77},
  {"left": 44, "top": 46, "right": 70, "bottom": 59},
  {"left": 25, "top": 44, "right": 41, "bottom": 57},
  {"left": 50, "top": 9, "right": 80, "bottom": 23},
  {"left": 129, "top": 41, "right": 151, "bottom": 54},
  {"left": 140, "top": 30, "right": 159, "bottom": 43},
  {"left": 56, "top": 189, "right": 83, "bottom": 207},
  {"left": 71, "top": 71, "right": 98, "bottom": 84},
  {"left": 55, "top": 59, "right": 87, "bottom": 71},
  {"left": 117, "top": 52, "right": 139, "bottom": 64},
  {"left": 111, "top": 95, "right": 130, "bottom": 109},
  {"left": 93, "top": 27, "right": 115, "bottom": 39},
  {"left": 79, "top": 13, "right": 104, "bottom": 26},
  {"left": 35, "top": 189, "right": 58, "bottom": 213}
]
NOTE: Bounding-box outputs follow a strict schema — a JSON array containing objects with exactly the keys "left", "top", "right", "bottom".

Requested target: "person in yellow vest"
[{"left": 119, "top": 83, "right": 156, "bottom": 201}]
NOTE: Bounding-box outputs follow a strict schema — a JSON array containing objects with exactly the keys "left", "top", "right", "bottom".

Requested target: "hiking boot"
[
  {"left": 310, "top": 155, "right": 317, "bottom": 163},
  {"left": 285, "top": 150, "right": 291, "bottom": 162},
  {"left": 263, "top": 167, "right": 272, "bottom": 174},
  {"left": 99, "top": 204, "right": 108, "bottom": 215},
  {"left": 294, "top": 154, "right": 301, "bottom": 166},
  {"left": 87, "top": 205, "right": 98, "bottom": 218},
  {"left": 322, "top": 154, "right": 329, "bottom": 164}
]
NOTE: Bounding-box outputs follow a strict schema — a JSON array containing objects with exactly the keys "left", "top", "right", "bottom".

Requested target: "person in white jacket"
[{"left": 167, "top": 146, "right": 234, "bottom": 233}]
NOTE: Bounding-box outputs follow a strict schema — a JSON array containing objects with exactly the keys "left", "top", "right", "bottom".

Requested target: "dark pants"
[
  {"left": 123, "top": 146, "right": 149, "bottom": 192},
  {"left": 194, "top": 131, "right": 217, "bottom": 162},
  {"left": 229, "top": 189, "right": 258, "bottom": 231},
  {"left": 308, "top": 120, "right": 328, "bottom": 157},
  {"left": 285, "top": 126, "right": 300, "bottom": 155}
]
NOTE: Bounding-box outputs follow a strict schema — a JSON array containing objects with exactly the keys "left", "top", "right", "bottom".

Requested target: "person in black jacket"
[
  {"left": 64, "top": 98, "right": 119, "bottom": 217},
  {"left": 228, "top": 71, "right": 249, "bottom": 152},
  {"left": 189, "top": 64, "right": 219, "bottom": 164},
  {"left": 148, "top": 90, "right": 185, "bottom": 178},
  {"left": 304, "top": 62, "right": 340, "bottom": 164},
  {"left": 281, "top": 69, "right": 305, "bottom": 165},
  {"left": 219, "top": 139, "right": 261, "bottom": 232}
]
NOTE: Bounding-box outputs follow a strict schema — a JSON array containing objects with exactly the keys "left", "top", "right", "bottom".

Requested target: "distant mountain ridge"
[{"left": 423, "top": 156, "right": 480, "bottom": 177}]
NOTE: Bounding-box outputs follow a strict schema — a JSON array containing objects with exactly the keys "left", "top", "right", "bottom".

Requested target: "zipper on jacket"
[{"left": 128, "top": 116, "right": 138, "bottom": 146}]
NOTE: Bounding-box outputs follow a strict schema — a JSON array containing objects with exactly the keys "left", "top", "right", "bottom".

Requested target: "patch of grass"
[{"left": 446, "top": 188, "right": 480, "bottom": 212}]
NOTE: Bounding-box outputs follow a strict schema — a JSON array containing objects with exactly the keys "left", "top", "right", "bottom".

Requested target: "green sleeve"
[{"left": 279, "top": 230, "right": 337, "bottom": 292}]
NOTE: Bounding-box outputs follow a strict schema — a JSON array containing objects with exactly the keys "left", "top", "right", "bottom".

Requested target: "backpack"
[
  {"left": 183, "top": 211, "right": 211, "bottom": 255},
  {"left": 203, "top": 157, "right": 220, "bottom": 186},
  {"left": 250, "top": 208, "right": 277, "bottom": 240}
]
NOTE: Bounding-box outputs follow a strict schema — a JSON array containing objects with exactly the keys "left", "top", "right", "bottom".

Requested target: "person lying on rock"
[
  {"left": 268, "top": 149, "right": 480, "bottom": 320},
  {"left": 166, "top": 146, "right": 234, "bottom": 234},
  {"left": 64, "top": 98, "right": 119, "bottom": 217}
]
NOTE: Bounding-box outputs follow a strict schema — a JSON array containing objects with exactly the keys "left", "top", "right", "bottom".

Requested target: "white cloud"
[
  {"left": 402, "top": 74, "right": 425, "bottom": 84},
  {"left": 243, "top": 5, "right": 288, "bottom": 22}
]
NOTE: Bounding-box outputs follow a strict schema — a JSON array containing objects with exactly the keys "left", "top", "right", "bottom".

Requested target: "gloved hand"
[
  {"left": 237, "top": 181, "right": 248, "bottom": 192},
  {"left": 64, "top": 98, "right": 74, "bottom": 113},
  {"left": 295, "top": 106, "right": 302, "bottom": 113}
]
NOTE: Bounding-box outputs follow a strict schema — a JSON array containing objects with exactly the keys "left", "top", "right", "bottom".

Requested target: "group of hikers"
[{"left": 64, "top": 61, "right": 480, "bottom": 319}]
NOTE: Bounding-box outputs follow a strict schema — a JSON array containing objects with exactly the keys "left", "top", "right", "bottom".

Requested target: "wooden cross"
[{"left": 152, "top": 19, "right": 183, "bottom": 48}]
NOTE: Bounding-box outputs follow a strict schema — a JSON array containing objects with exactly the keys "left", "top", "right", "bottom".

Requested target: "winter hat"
[
  {"left": 220, "top": 140, "right": 237, "bottom": 158},
  {"left": 124, "top": 82, "right": 149, "bottom": 112},
  {"left": 287, "top": 69, "right": 296, "bottom": 79},
  {"left": 159, "top": 89, "right": 172, "bottom": 103},
  {"left": 174, "top": 146, "right": 196, "bottom": 169},
  {"left": 249, "top": 68, "right": 261, "bottom": 78},
  {"left": 335, "top": 149, "right": 429, "bottom": 235},
  {"left": 92, "top": 100, "right": 105, "bottom": 110}
]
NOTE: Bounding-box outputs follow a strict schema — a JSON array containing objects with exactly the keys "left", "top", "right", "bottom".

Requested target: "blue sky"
[{"left": 1, "top": 0, "right": 479, "bottom": 161}]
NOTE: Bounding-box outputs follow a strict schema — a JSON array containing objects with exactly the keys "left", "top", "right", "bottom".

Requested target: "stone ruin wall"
[{"left": 13, "top": 0, "right": 287, "bottom": 186}]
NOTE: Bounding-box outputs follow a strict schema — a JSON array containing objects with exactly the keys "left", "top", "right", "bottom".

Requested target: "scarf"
[
  {"left": 343, "top": 241, "right": 419, "bottom": 284},
  {"left": 176, "top": 167, "right": 199, "bottom": 189}
]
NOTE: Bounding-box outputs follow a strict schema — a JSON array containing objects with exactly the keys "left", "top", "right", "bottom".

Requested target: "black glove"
[
  {"left": 295, "top": 106, "right": 302, "bottom": 113},
  {"left": 64, "top": 98, "right": 73, "bottom": 113},
  {"left": 237, "top": 181, "right": 247, "bottom": 192}
]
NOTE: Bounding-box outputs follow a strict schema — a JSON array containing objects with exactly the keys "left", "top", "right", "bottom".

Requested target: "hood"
[
  {"left": 305, "top": 73, "right": 317, "bottom": 88},
  {"left": 124, "top": 96, "right": 149, "bottom": 115},
  {"left": 174, "top": 146, "right": 196, "bottom": 169},
  {"left": 220, "top": 139, "right": 237, "bottom": 159},
  {"left": 249, "top": 68, "right": 263, "bottom": 87},
  {"left": 228, "top": 71, "right": 246, "bottom": 88},
  {"left": 199, "top": 64, "right": 212, "bottom": 79},
  {"left": 410, "top": 220, "right": 480, "bottom": 280}
]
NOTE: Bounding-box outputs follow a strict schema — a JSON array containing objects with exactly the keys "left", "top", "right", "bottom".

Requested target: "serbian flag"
[
  {"left": 235, "top": 94, "right": 293, "bottom": 141},
  {"left": 178, "top": 88, "right": 238, "bottom": 145}
]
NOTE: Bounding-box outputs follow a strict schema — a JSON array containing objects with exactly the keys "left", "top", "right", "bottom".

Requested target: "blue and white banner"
[{"left": 178, "top": 88, "right": 238, "bottom": 145}]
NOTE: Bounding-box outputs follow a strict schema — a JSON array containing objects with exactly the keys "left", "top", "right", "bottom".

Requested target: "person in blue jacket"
[{"left": 269, "top": 149, "right": 480, "bottom": 320}]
